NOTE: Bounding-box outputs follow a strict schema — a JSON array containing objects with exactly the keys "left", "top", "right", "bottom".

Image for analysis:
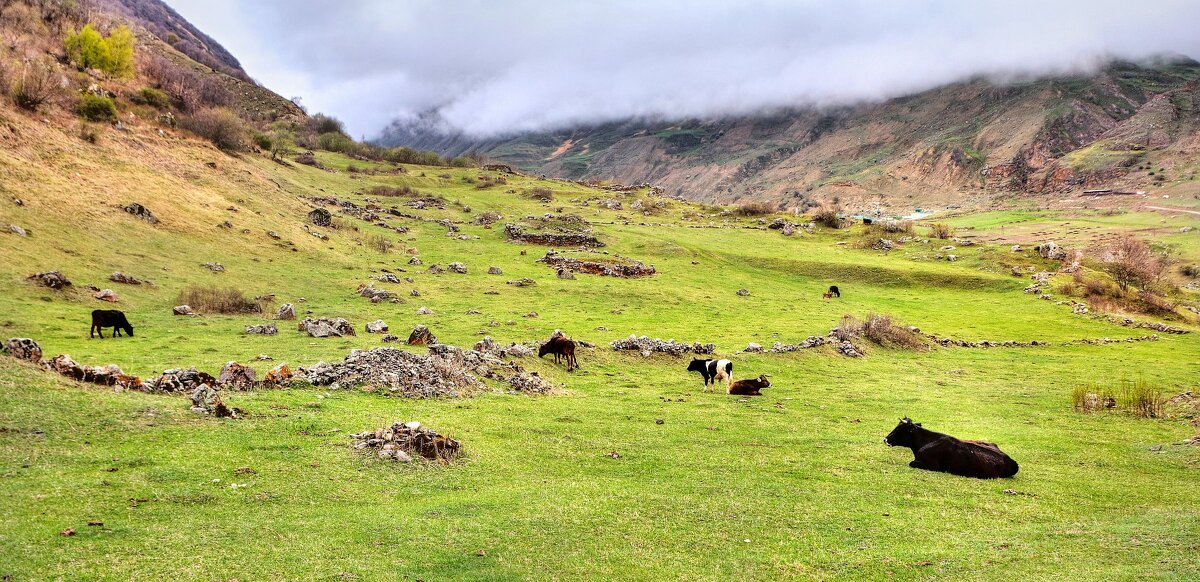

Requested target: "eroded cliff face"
[{"left": 381, "top": 59, "right": 1200, "bottom": 209}]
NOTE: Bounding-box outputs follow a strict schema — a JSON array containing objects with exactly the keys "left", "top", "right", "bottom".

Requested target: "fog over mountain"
[{"left": 168, "top": 0, "right": 1200, "bottom": 138}]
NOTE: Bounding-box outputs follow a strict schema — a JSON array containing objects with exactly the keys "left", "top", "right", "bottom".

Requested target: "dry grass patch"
[{"left": 177, "top": 286, "right": 263, "bottom": 315}]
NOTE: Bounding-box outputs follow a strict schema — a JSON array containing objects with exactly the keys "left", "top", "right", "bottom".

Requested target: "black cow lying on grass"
[
  {"left": 90, "top": 309, "right": 134, "bottom": 338},
  {"left": 885, "top": 418, "right": 1018, "bottom": 479},
  {"left": 728, "top": 374, "right": 769, "bottom": 396},
  {"left": 686, "top": 358, "right": 732, "bottom": 391}
]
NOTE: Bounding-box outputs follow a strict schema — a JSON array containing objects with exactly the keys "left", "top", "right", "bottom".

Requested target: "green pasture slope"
[{"left": 1, "top": 147, "right": 1198, "bottom": 580}]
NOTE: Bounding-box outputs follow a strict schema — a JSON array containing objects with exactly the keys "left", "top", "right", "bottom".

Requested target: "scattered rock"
[
  {"left": 217, "top": 361, "right": 257, "bottom": 391},
  {"left": 736, "top": 288, "right": 750, "bottom": 296},
  {"left": 407, "top": 324, "right": 437, "bottom": 346},
  {"left": 366, "top": 319, "right": 389, "bottom": 334},
  {"left": 109, "top": 272, "right": 142, "bottom": 285},
  {"left": 201, "top": 262, "right": 224, "bottom": 272},
  {"left": 43, "top": 355, "right": 142, "bottom": 389},
  {"left": 524, "top": 311, "right": 539, "bottom": 318},
  {"left": 448, "top": 262, "right": 468, "bottom": 274},
  {"left": 426, "top": 264, "right": 445, "bottom": 274},
  {"left": 2, "top": 338, "right": 42, "bottom": 363},
  {"left": 357, "top": 283, "right": 395, "bottom": 302},
  {"left": 173, "top": 305, "right": 197, "bottom": 316},
  {"left": 267, "top": 231, "right": 281, "bottom": 240},
  {"left": 308, "top": 207, "right": 332, "bottom": 227},
  {"left": 507, "top": 278, "right": 536, "bottom": 287},
  {"left": 872, "top": 238, "right": 895, "bottom": 252},
  {"left": 408, "top": 256, "right": 423, "bottom": 266},
  {"left": 1036, "top": 242, "right": 1067, "bottom": 260},
  {"left": 380, "top": 334, "right": 400, "bottom": 343},
  {"left": 147, "top": 367, "right": 215, "bottom": 393},
  {"left": 27, "top": 271, "right": 71, "bottom": 289},
  {"left": 509, "top": 371, "right": 556, "bottom": 393},
  {"left": 245, "top": 324, "right": 277, "bottom": 335},
  {"left": 416, "top": 306, "right": 434, "bottom": 315},
  {"left": 835, "top": 340, "right": 862, "bottom": 358},
  {"left": 298, "top": 317, "right": 355, "bottom": 338},
  {"left": 123, "top": 203, "right": 158, "bottom": 224},
  {"left": 556, "top": 268, "right": 576, "bottom": 280},
  {"left": 274, "top": 303, "right": 296, "bottom": 320},
  {"left": 376, "top": 273, "right": 401, "bottom": 283},
  {"left": 94, "top": 289, "right": 118, "bottom": 302},
  {"left": 537, "top": 250, "right": 655, "bottom": 278},
  {"left": 946, "top": 255, "right": 958, "bottom": 262},
  {"left": 351, "top": 422, "right": 462, "bottom": 461},
  {"left": 190, "top": 383, "right": 236, "bottom": 417},
  {"left": 745, "top": 342, "right": 763, "bottom": 352},
  {"left": 9, "top": 224, "right": 27, "bottom": 237},
  {"left": 488, "top": 266, "right": 503, "bottom": 275},
  {"left": 263, "top": 363, "right": 293, "bottom": 386}
]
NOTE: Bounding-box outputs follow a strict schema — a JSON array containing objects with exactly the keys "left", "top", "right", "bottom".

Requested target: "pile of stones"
[
  {"left": 298, "top": 318, "right": 355, "bottom": 338},
  {"left": 351, "top": 421, "right": 461, "bottom": 462},
  {"left": 610, "top": 335, "right": 716, "bottom": 357}
]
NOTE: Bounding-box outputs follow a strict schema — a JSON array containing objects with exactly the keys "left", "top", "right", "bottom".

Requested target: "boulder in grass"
[
  {"left": 407, "top": 324, "right": 437, "bottom": 346},
  {"left": 448, "top": 262, "right": 468, "bottom": 274},
  {"left": 298, "top": 317, "right": 355, "bottom": 338},
  {"left": 217, "top": 361, "right": 257, "bottom": 391},
  {"left": 263, "top": 363, "right": 293, "bottom": 387},
  {"left": 94, "top": 289, "right": 118, "bottom": 302},
  {"left": 366, "top": 319, "right": 389, "bottom": 334},
  {"left": 173, "top": 305, "right": 197, "bottom": 316},
  {"left": 308, "top": 207, "right": 332, "bottom": 227},
  {"left": 148, "top": 367, "right": 216, "bottom": 394},
  {"left": 109, "top": 272, "right": 142, "bottom": 285},
  {"left": 487, "top": 266, "right": 503, "bottom": 275},
  {"left": 245, "top": 324, "right": 278, "bottom": 336},
  {"left": 190, "top": 384, "right": 236, "bottom": 417},
  {"left": 274, "top": 303, "right": 296, "bottom": 320},
  {"left": 3, "top": 338, "right": 42, "bottom": 363},
  {"left": 27, "top": 271, "right": 71, "bottom": 289},
  {"left": 123, "top": 203, "right": 158, "bottom": 224}
]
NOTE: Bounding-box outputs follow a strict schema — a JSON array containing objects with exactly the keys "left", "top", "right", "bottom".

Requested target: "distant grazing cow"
[
  {"left": 728, "top": 374, "right": 769, "bottom": 396},
  {"left": 539, "top": 335, "right": 578, "bottom": 371},
  {"left": 687, "top": 358, "right": 732, "bottom": 391},
  {"left": 885, "top": 418, "right": 1019, "bottom": 479},
  {"left": 90, "top": 309, "right": 134, "bottom": 338},
  {"left": 828, "top": 285, "right": 841, "bottom": 298}
]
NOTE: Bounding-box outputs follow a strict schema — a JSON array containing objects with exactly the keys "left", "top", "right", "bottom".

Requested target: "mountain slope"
[{"left": 380, "top": 59, "right": 1200, "bottom": 211}]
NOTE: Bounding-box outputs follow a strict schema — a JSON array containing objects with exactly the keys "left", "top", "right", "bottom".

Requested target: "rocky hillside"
[
  {"left": 380, "top": 59, "right": 1200, "bottom": 212},
  {"left": 98, "top": 0, "right": 248, "bottom": 80}
]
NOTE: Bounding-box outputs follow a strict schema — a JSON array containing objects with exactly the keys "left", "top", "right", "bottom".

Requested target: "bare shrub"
[
  {"left": 181, "top": 108, "right": 247, "bottom": 151},
  {"left": 813, "top": 208, "right": 844, "bottom": 229},
  {"left": 928, "top": 223, "right": 955, "bottom": 239},
  {"left": 366, "top": 234, "right": 393, "bottom": 253},
  {"left": 1180, "top": 264, "right": 1199, "bottom": 278},
  {"left": 526, "top": 187, "right": 554, "bottom": 202},
  {"left": 1100, "top": 235, "right": 1166, "bottom": 291},
  {"left": 141, "top": 55, "right": 232, "bottom": 112},
  {"left": 371, "top": 185, "right": 417, "bottom": 197},
  {"left": 734, "top": 201, "right": 775, "bottom": 217},
  {"left": 10, "top": 60, "right": 66, "bottom": 111},
  {"left": 177, "top": 286, "right": 262, "bottom": 314},
  {"left": 834, "top": 315, "right": 863, "bottom": 342}
]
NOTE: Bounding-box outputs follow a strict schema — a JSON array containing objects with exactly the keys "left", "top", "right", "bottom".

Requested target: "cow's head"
[
  {"left": 123, "top": 323, "right": 135, "bottom": 337},
  {"left": 537, "top": 342, "right": 552, "bottom": 358},
  {"left": 686, "top": 359, "right": 708, "bottom": 372},
  {"left": 884, "top": 417, "right": 921, "bottom": 447}
]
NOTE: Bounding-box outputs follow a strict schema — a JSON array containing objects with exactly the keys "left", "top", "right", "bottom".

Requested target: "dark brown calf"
[
  {"left": 728, "top": 374, "right": 769, "bottom": 395},
  {"left": 538, "top": 336, "right": 578, "bottom": 372}
]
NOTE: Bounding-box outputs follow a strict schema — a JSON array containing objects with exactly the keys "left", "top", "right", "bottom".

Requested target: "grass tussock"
[
  {"left": 813, "top": 208, "right": 844, "bottom": 229},
  {"left": 177, "top": 286, "right": 263, "bottom": 315},
  {"left": 365, "top": 234, "right": 393, "bottom": 253},
  {"left": 1072, "top": 380, "right": 1164, "bottom": 418}
]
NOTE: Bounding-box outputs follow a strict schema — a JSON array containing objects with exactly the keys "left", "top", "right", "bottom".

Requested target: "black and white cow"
[{"left": 686, "top": 358, "right": 733, "bottom": 392}]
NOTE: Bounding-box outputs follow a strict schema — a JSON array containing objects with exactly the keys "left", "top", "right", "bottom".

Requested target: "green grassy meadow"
[{"left": 1, "top": 124, "right": 1199, "bottom": 580}]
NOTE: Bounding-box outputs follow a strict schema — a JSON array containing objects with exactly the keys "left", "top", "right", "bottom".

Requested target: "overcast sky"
[{"left": 167, "top": 0, "right": 1200, "bottom": 138}]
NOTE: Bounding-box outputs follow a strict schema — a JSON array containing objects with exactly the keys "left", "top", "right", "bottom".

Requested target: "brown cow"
[
  {"left": 728, "top": 374, "right": 769, "bottom": 396},
  {"left": 885, "top": 418, "right": 1019, "bottom": 479},
  {"left": 538, "top": 333, "right": 578, "bottom": 372}
]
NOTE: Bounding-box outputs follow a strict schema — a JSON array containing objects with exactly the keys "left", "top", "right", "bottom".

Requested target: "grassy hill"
[{"left": 2, "top": 89, "right": 1200, "bottom": 579}]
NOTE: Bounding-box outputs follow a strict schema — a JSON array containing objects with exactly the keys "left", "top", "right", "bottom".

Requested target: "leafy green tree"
[{"left": 65, "top": 24, "right": 135, "bottom": 78}]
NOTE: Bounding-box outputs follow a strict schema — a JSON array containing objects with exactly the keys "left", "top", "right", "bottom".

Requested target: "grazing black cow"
[
  {"left": 90, "top": 309, "right": 134, "bottom": 338},
  {"left": 828, "top": 285, "right": 841, "bottom": 298},
  {"left": 885, "top": 418, "right": 1018, "bottom": 479},
  {"left": 539, "top": 335, "right": 578, "bottom": 371},
  {"left": 728, "top": 374, "right": 769, "bottom": 396},
  {"left": 686, "top": 358, "right": 732, "bottom": 392}
]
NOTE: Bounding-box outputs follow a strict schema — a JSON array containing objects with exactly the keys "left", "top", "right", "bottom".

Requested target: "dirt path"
[{"left": 1144, "top": 205, "right": 1200, "bottom": 216}]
